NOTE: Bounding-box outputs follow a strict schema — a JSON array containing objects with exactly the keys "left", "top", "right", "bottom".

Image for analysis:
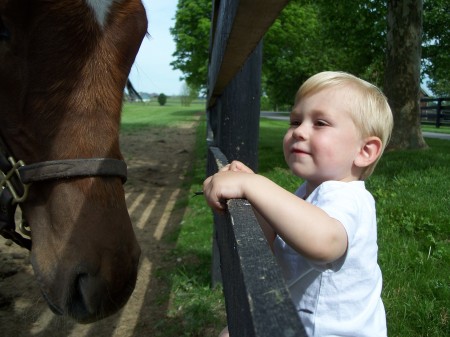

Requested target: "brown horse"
[{"left": 0, "top": 0, "right": 147, "bottom": 323}]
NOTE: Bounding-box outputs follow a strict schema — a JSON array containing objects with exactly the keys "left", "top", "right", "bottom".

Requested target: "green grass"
[
  {"left": 155, "top": 119, "right": 227, "bottom": 336},
  {"left": 422, "top": 124, "right": 450, "bottom": 135},
  {"left": 121, "top": 99, "right": 205, "bottom": 131},
  {"left": 368, "top": 138, "right": 449, "bottom": 337},
  {"left": 120, "top": 104, "right": 449, "bottom": 336},
  {"left": 421, "top": 125, "right": 450, "bottom": 134}
]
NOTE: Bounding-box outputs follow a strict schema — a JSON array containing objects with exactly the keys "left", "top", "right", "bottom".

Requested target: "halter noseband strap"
[
  {"left": 1, "top": 138, "right": 128, "bottom": 250},
  {"left": 18, "top": 158, "right": 127, "bottom": 184}
]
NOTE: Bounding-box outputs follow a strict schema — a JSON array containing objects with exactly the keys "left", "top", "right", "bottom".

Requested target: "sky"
[{"left": 128, "top": 0, "right": 184, "bottom": 95}]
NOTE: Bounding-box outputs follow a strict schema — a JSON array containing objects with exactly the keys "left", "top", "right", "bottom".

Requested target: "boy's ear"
[{"left": 354, "top": 136, "right": 382, "bottom": 168}]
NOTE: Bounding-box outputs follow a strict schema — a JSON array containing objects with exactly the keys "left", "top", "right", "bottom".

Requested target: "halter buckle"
[{"left": 0, "top": 156, "right": 30, "bottom": 204}]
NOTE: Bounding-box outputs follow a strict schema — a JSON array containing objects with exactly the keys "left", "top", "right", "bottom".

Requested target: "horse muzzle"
[
  {"left": 25, "top": 178, "right": 141, "bottom": 323},
  {"left": 32, "top": 240, "right": 141, "bottom": 323}
]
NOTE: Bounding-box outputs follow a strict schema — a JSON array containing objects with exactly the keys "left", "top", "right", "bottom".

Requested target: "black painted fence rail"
[
  {"left": 420, "top": 97, "right": 450, "bottom": 127},
  {"left": 207, "top": 146, "right": 306, "bottom": 337}
]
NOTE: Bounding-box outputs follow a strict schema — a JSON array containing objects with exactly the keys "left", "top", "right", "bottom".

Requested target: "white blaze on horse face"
[{"left": 85, "top": 0, "right": 124, "bottom": 28}]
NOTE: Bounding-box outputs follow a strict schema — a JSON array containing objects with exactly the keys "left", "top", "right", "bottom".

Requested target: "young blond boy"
[{"left": 204, "top": 71, "right": 393, "bottom": 336}]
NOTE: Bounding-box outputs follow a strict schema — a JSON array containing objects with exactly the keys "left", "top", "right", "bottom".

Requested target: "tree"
[
  {"left": 170, "top": 0, "right": 211, "bottom": 92},
  {"left": 180, "top": 82, "right": 198, "bottom": 106},
  {"left": 314, "top": 0, "right": 387, "bottom": 87},
  {"left": 262, "top": 2, "right": 326, "bottom": 108},
  {"left": 171, "top": 0, "right": 447, "bottom": 103},
  {"left": 158, "top": 93, "right": 167, "bottom": 106},
  {"left": 384, "top": 0, "right": 427, "bottom": 150},
  {"left": 422, "top": 0, "right": 449, "bottom": 95}
]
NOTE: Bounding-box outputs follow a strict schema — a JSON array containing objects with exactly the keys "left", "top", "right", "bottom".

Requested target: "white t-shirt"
[{"left": 273, "top": 181, "right": 386, "bottom": 337}]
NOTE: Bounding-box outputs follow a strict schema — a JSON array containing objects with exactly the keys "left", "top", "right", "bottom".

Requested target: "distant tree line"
[
  {"left": 170, "top": 0, "right": 448, "bottom": 149},
  {"left": 171, "top": 0, "right": 448, "bottom": 102}
]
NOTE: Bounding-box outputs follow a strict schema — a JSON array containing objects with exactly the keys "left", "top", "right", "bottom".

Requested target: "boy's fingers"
[
  {"left": 215, "top": 201, "right": 226, "bottom": 211},
  {"left": 229, "top": 161, "right": 241, "bottom": 171},
  {"left": 219, "top": 164, "right": 231, "bottom": 172}
]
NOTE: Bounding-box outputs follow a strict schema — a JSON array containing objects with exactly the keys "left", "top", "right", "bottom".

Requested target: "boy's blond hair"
[{"left": 295, "top": 71, "right": 394, "bottom": 180}]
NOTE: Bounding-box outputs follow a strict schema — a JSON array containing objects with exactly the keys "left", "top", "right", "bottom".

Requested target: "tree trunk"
[{"left": 384, "top": 0, "right": 427, "bottom": 150}]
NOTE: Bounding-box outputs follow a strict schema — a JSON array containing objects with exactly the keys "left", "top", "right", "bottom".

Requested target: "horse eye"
[{"left": 0, "top": 18, "right": 11, "bottom": 41}]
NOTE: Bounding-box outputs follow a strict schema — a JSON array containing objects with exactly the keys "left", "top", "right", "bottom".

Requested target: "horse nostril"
[{"left": 69, "top": 272, "right": 104, "bottom": 321}]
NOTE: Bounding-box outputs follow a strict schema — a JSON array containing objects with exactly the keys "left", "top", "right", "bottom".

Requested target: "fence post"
[
  {"left": 208, "top": 43, "right": 262, "bottom": 170},
  {"left": 436, "top": 98, "right": 442, "bottom": 128},
  {"left": 208, "top": 43, "right": 262, "bottom": 286}
]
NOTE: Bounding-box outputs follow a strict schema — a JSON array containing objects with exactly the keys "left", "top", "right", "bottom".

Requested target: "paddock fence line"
[
  {"left": 420, "top": 97, "right": 450, "bottom": 127},
  {"left": 205, "top": 0, "right": 306, "bottom": 335}
]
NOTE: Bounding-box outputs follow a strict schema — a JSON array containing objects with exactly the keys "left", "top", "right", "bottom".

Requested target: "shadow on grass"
[{"left": 137, "top": 118, "right": 225, "bottom": 337}]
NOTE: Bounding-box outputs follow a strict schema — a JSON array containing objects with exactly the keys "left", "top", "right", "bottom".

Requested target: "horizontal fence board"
[
  {"left": 420, "top": 97, "right": 450, "bottom": 102},
  {"left": 208, "top": 146, "right": 306, "bottom": 337},
  {"left": 207, "top": 0, "right": 289, "bottom": 107},
  {"left": 420, "top": 97, "right": 450, "bottom": 127}
]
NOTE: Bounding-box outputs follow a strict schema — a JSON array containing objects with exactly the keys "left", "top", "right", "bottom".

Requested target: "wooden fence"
[
  {"left": 420, "top": 97, "right": 450, "bottom": 127},
  {"left": 205, "top": 0, "right": 306, "bottom": 336}
]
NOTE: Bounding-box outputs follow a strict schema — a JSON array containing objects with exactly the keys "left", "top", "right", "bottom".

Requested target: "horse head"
[{"left": 0, "top": 0, "right": 147, "bottom": 322}]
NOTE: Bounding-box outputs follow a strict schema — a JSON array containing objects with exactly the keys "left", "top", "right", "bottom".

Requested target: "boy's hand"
[
  {"left": 220, "top": 160, "right": 254, "bottom": 174},
  {"left": 203, "top": 168, "right": 253, "bottom": 212}
]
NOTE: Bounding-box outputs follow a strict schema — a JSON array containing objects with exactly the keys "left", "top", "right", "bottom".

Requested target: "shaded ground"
[{"left": 0, "top": 120, "right": 198, "bottom": 336}]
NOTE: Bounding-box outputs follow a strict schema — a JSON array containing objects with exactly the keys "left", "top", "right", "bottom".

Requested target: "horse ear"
[{"left": 354, "top": 136, "right": 382, "bottom": 168}]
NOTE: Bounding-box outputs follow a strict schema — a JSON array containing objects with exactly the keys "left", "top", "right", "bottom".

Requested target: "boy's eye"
[
  {"left": 289, "top": 120, "right": 301, "bottom": 127},
  {"left": 315, "top": 120, "right": 329, "bottom": 127}
]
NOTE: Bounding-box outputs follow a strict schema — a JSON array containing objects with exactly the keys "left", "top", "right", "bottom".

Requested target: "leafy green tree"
[
  {"left": 180, "top": 82, "right": 198, "bottom": 106},
  {"left": 170, "top": 0, "right": 447, "bottom": 103},
  {"left": 422, "top": 0, "right": 449, "bottom": 95},
  {"left": 263, "top": 0, "right": 388, "bottom": 107},
  {"left": 170, "top": 0, "right": 211, "bottom": 92},
  {"left": 158, "top": 93, "right": 167, "bottom": 106},
  {"left": 314, "top": 0, "right": 387, "bottom": 86},
  {"left": 262, "top": 2, "right": 326, "bottom": 108}
]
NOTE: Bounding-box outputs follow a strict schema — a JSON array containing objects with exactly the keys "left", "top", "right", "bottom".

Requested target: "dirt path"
[{"left": 0, "top": 120, "right": 198, "bottom": 336}]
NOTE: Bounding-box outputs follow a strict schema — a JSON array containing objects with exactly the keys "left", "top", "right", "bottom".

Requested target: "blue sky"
[{"left": 128, "top": 0, "right": 184, "bottom": 95}]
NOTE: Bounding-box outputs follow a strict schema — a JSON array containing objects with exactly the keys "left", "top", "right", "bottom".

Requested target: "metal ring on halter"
[{"left": 19, "top": 217, "right": 31, "bottom": 237}]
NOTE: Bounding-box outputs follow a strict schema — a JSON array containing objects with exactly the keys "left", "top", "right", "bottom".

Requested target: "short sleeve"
[{"left": 305, "top": 181, "right": 374, "bottom": 270}]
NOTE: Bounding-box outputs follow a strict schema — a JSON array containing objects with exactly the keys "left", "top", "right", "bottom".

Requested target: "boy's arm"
[{"left": 203, "top": 171, "right": 347, "bottom": 263}]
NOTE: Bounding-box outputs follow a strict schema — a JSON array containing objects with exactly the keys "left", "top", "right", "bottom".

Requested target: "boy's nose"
[{"left": 292, "top": 124, "right": 308, "bottom": 140}]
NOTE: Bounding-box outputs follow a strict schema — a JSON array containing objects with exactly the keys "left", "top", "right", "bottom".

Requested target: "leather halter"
[{"left": 0, "top": 136, "right": 127, "bottom": 250}]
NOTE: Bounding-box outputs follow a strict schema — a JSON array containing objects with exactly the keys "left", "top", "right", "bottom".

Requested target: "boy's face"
[{"left": 283, "top": 86, "right": 365, "bottom": 189}]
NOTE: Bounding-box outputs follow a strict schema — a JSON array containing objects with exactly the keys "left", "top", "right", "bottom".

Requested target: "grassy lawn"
[
  {"left": 121, "top": 103, "right": 449, "bottom": 336},
  {"left": 121, "top": 99, "right": 205, "bottom": 131},
  {"left": 421, "top": 125, "right": 450, "bottom": 134}
]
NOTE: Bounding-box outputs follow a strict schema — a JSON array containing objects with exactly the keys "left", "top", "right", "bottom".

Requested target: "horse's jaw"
[{"left": 25, "top": 180, "right": 141, "bottom": 323}]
